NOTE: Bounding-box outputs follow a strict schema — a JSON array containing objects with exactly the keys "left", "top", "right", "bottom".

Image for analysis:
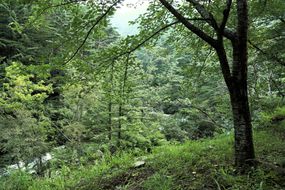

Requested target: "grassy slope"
[
  {"left": 70, "top": 121, "right": 285, "bottom": 190},
  {"left": 1, "top": 122, "right": 284, "bottom": 190}
]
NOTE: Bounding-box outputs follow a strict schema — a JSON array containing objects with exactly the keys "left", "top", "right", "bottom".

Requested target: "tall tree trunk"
[
  {"left": 216, "top": 0, "right": 255, "bottom": 171},
  {"left": 216, "top": 41, "right": 255, "bottom": 170},
  {"left": 230, "top": 0, "right": 255, "bottom": 170},
  {"left": 229, "top": 69, "right": 255, "bottom": 169},
  {"left": 108, "top": 63, "right": 114, "bottom": 141}
]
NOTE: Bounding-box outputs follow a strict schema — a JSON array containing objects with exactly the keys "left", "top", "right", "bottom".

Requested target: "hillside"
[{"left": 1, "top": 113, "right": 284, "bottom": 190}]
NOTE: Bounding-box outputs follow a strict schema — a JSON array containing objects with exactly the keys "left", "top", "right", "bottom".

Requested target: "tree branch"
[
  {"left": 92, "top": 18, "right": 208, "bottom": 75},
  {"left": 127, "top": 18, "right": 208, "bottom": 53},
  {"left": 159, "top": 0, "right": 217, "bottom": 47},
  {"left": 158, "top": 0, "right": 233, "bottom": 85},
  {"left": 64, "top": 0, "right": 120, "bottom": 64},
  {"left": 186, "top": 0, "right": 219, "bottom": 30},
  {"left": 52, "top": 123, "right": 72, "bottom": 142},
  {"left": 187, "top": 0, "right": 236, "bottom": 41},
  {"left": 89, "top": 20, "right": 182, "bottom": 75},
  {"left": 220, "top": 0, "right": 232, "bottom": 33},
  {"left": 224, "top": 28, "right": 237, "bottom": 41},
  {"left": 248, "top": 40, "right": 285, "bottom": 67},
  {"left": 107, "top": 20, "right": 181, "bottom": 62},
  {"left": 216, "top": 42, "right": 233, "bottom": 89},
  {"left": 176, "top": 99, "right": 225, "bottom": 129},
  {"left": 28, "top": 0, "right": 85, "bottom": 26}
]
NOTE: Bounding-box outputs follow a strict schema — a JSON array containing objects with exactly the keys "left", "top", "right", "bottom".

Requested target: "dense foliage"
[{"left": 0, "top": 0, "right": 284, "bottom": 189}]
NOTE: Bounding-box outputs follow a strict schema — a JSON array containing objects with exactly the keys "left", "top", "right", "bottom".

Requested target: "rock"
[
  {"left": 133, "top": 160, "right": 145, "bottom": 168},
  {"left": 1, "top": 153, "right": 53, "bottom": 177},
  {"left": 54, "top": 145, "right": 65, "bottom": 150},
  {"left": 42, "top": 153, "right": 52, "bottom": 162},
  {"left": 7, "top": 161, "right": 25, "bottom": 170}
]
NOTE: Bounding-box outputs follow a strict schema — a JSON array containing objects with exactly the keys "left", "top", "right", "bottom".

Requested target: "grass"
[{"left": 0, "top": 118, "right": 284, "bottom": 190}]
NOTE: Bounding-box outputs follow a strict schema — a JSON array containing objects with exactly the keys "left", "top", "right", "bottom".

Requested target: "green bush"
[
  {"left": 0, "top": 171, "right": 32, "bottom": 190},
  {"left": 259, "top": 106, "right": 285, "bottom": 128}
]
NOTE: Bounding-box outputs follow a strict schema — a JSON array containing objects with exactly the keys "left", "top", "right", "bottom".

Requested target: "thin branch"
[
  {"left": 248, "top": 40, "right": 285, "bottom": 67},
  {"left": 90, "top": 18, "right": 207, "bottom": 76},
  {"left": 125, "top": 18, "right": 208, "bottom": 54},
  {"left": 80, "top": 20, "right": 179, "bottom": 76},
  {"left": 28, "top": 0, "right": 84, "bottom": 26},
  {"left": 94, "top": 18, "right": 205, "bottom": 69},
  {"left": 196, "top": 48, "right": 213, "bottom": 80},
  {"left": 121, "top": 53, "right": 130, "bottom": 98},
  {"left": 176, "top": 99, "right": 225, "bottom": 129},
  {"left": 95, "top": 20, "right": 180, "bottom": 66},
  {"left": 89, "top": 18, "right": 205, "bottom": 78},
  {"left": 119, "top": 21, "right": 180, "bottom": 58},
  {"left": 52, "top": 123, "right": 72, "bottom": 142},
  {"left": 189, "top": 105, "right": 224, "bottom": 129},
  {"left": 64, "top": 0, "right": 120, "bottom": 64}
]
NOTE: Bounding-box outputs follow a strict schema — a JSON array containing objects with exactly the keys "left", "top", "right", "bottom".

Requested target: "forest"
[{"left": 0, "top": 0, "right": 284, "bottom": 189}]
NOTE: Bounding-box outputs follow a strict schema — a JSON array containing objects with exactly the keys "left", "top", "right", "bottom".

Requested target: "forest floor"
[
  {"left": 1, "top": 117, "right": 284, "bottom": 190},
  {"left": 72, "top": 120, "right": 285, "bottom": 190}
]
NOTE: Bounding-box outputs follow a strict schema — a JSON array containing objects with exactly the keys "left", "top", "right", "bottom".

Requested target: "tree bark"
[
  {"left": 231, "top": 0, "right": 255, "bottom": 170},
  {"left": 216, "top": 39, "right": 255, "bottom": 170},
  {"left": 217, "top": 0, "right": 255, "bottom": 170},
  {"left": 229, "top": 79, "right": 255, "bottom": 169}
]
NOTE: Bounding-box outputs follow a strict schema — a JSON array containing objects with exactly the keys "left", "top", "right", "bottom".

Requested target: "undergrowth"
[{"left": 0, "top": 108, "right": 284, "bottom": 190}]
